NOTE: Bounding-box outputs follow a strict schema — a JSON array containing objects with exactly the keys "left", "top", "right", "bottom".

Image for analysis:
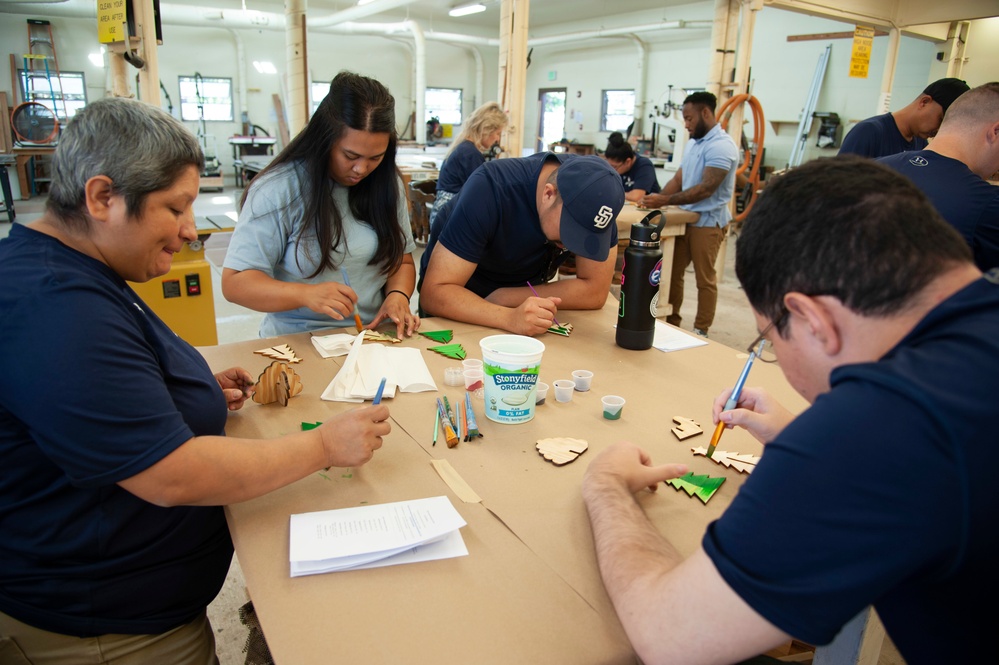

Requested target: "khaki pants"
[
  {"left": 0, "top": 609, "right": 219, "bottom": 665},
  {"left": 666, "top": 224, "right": 726, "bottom": 332}
]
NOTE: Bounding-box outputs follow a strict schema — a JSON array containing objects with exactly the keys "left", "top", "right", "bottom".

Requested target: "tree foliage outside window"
[
  {"left": 425, "top": 88, "right": 463, "bottom": 125},
  {"left": 179, "top": 76, "right": 234, "bottom": 122},
  {"left": 601, "top": 89, "right": 635, "bottom": 132}
]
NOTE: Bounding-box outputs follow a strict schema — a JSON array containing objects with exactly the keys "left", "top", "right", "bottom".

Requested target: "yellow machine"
[{"left": 128, "top": 216, "right": 234, "bottom": 347}]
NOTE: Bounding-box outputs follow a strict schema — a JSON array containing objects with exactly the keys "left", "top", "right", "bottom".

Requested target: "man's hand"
[
  {"left": 583, "top": 441, "right": 689, "bottom": 496},
  {"left": 506, "top": 296, "right": 561, "bottom": 336},
  {"left": 713, "top": 386, "right": 795, "bottom": 444},
  {"left": 215, "top": 367, "right": 255, "bottom": 411},
  {"left": 318, "top": 405, "right": 391, "bottom": 468}
]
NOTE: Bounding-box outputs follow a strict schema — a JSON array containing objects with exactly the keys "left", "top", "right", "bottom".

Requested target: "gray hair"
[{"left": 46, "top": 97, "right": 204, "bottom": 230}]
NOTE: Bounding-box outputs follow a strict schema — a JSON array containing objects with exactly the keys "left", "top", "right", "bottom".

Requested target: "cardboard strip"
[{"left": 430, "top": 459, "right": 481, "bottom": 503}]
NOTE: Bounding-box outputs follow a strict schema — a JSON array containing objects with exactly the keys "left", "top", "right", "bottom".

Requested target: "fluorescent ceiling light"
[
  {"left": 356, "top": 0, "right": 377, "bottom": 5},
  {"left": 252, "top": 60, "right": 277, "bottom": 74},
  {"left": 449, "top": 3, "right": 486, "bottom": 17}
]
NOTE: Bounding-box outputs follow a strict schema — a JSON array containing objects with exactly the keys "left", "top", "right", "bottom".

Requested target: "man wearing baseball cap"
[
  {"left": 418, "top": 153, "right": 625, "bottom": 336},
  {"left": 839, "top": 77, "right": 969, "bottom": 159}
]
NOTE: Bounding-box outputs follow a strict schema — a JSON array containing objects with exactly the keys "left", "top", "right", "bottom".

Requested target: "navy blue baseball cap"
[{"left": 556, "top": 155, "right": 625, "bottom": 261}]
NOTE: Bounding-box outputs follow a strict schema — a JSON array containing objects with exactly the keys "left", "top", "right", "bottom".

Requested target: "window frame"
[
  {"left": 601, "top": 89, "right": 636, "bottom": 133},
  {"left": 178, "top": 75, "right": 234, "bottom": 123},
  {"left": 17, "top": 69, "right": 87, "bottom": 122},
  {"left": 424, "top": 87, "right": 463, "bottom": 125}
]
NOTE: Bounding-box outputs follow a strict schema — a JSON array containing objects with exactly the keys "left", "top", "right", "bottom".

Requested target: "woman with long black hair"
[{"left": 223, "top": 71, "right": 420, "bottom": 339}]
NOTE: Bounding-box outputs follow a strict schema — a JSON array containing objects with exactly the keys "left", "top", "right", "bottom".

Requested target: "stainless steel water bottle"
[{"left": 616, "top": 211, "right": 666, "bottom": 350}]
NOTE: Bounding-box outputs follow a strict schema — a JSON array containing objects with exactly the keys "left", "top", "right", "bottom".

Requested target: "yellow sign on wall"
[
  {"left": 849, "top": 25, "right": 875, "bottom": 79},
  {"left": 97, "top": 0, "right": 128, "bottom": 44}
]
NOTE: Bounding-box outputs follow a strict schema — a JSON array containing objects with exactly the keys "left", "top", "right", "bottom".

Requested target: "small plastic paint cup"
[
  {"left": 462, "top": 358, "right": 483, "bottom": 371},
  {"left": 601, "top": 395, "right": 625, "bottom": 420},
  {"left": 572, "top": 369, "right": 594, "bottom": 392},
  {"left": 553, "top": 380, "right": 575, "bottom": 403},
  {"left": 463, "top": 369, "right": 485, "bottom": 392},
  {"left": 535, "top": 382, "right": 549, "bottom": 405},
  {"left": 444, "top": 366, "right": 464, "bottom": 386}
]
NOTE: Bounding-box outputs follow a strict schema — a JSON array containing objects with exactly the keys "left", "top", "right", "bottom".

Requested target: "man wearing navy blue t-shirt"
[
  {"left": 583, "top": 156, "right": 998, "bottom": 665},
  {"left": 838, "top": 77, "right": 969, "bottom": 158},
  {"left": 418, "top": 153, "right": 625, "bottom": 336},
  {"left": 878, "top": 82, "right": 999, "bottom": 271}
]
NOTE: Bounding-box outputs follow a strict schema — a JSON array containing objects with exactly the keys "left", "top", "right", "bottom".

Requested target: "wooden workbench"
[{"left": 196, "top": 302, "right": 882, "bottom": 664}]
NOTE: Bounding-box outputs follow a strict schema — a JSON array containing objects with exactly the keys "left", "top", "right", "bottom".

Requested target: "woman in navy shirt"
[
  {"left": 603, "top": 131, "right": 661, "bottom": 202},
  {"left": 429, "top": 101, "right": 508, "bottom": 227}
]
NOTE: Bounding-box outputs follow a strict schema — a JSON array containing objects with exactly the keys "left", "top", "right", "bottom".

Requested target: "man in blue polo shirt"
[
  {"left": 878, "top": 82, "right": 999, "bottom": 271},
  {"left": 838, "top": 77, "right": 969, "bottom": 159},
  {"left": 418, "top": 153, "right": 624, "bottom": 336},
  {"left": 641, "top": 91, "right": 739, "bottom": 337}
]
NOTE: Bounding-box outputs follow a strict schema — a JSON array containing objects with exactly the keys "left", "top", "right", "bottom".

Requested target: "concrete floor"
[{"left": 1, "top": 188, "right": 902, "bottom": 665}]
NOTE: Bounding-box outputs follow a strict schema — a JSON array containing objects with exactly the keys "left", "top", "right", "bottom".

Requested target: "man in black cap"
[
  {"left": 418, "top": 153, "right": 624, "bottom": 336},
  {"left": 878, "top": 82, "right": 999, "bottom": 271},
  {"left": 838, "top": 77, "right": 969, "bottom": 158}
]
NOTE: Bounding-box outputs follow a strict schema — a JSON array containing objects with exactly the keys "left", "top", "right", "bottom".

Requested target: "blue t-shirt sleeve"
[
  {"left": 438, "top": 142, "right": 485, "bottom": 194},
  {"left": 437, "top": 168, "right": 501, "bottom": 264},
  {"left": 703, "top": 382, "right": 959, "bottom": 645},
  {"left": 3, "top": 283, "right": 202, "bottom": 488},
  {"left": 971, "top": 195, "right": 999, "bottom": 271},
  {"left": 224, "top": 166, "right": 302, "bottom": 276},
  {"left": 838, "top": 121, "right": 879, "bottom": 158},
  {"left": 629, "top": 158, "right": 660, "bottom": 193}
]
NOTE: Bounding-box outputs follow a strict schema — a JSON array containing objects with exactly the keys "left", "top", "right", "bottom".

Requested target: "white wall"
[
  {"left": 0, "top": 9, "right": 498, "bottom": 190},
  {"left": 2, "top": 2, "right": 995, "bottom": 192}
]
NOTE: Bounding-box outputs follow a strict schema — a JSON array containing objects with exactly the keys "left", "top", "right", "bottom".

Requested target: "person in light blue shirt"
[{"left": 641, "top": 91, "right": 739, "bottom": 336}]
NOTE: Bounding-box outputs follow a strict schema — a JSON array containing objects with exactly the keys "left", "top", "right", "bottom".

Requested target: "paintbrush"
[
  {"left": 706, "top": 339, "right": 766, "bottom": 458},
  {"left": 526, "top": 280, "right": 561, "bottom": 327},
  {"left": 464, "top": 394, "right": 482, "bottom": 440},
  {"left": 340, "top": 268, "right": 364, "bottom": 333},
  {"left": 436, "top": 398, "right": 459, "bottom": 448}
]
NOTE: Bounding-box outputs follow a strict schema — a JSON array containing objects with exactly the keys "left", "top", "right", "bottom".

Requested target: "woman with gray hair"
[
  {"left": 428, "top": 100, "right": 509, "bottom": 226},
  {"left": 0, "top": 97, "right": 389, "bottom": 663}
]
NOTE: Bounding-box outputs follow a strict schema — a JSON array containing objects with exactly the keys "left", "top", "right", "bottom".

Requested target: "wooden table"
[
  {"left": 197, "top": 302, "right": 888, "bottom": 664},
  {"left": 615, "top": 202, "right": 700, "bottom": 317}
]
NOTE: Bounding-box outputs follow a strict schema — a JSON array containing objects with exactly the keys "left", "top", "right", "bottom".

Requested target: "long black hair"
[{"left": 242, "top": 71, "right": 406, "bottom": 278}]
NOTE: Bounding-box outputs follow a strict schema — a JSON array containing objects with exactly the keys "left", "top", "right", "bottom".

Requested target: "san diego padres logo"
[
  {"left": 593, "top": 205, "right": 613, "bottom": 228},
  {"left": 908, "top": 156, "right": 928, "bottom": 167}
]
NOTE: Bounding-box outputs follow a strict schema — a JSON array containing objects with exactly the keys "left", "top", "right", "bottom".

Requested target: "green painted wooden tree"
[
  {"left": 666, "top": 472, "right": 726, "bottom": 504},
  {"left": 419, "top": 330, "right": 454, "bottom": 344}
]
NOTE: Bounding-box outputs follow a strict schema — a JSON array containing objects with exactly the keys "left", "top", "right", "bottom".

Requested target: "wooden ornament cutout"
[
  {"left": 428, "top": 343, "right": 467, "bottom": 360},
  {"left": 671, "top": 416, "right": 703, "bottom": 441},
  {"left": 253, "top": 343, "right": 302, "bottom": 363},
  {"left": 536, "top": 437, "right": 588, "bottom": 466},
  {"left": 691, "top": 447, "right": 760, "bottom": 474},
  {"left": 547, "top": 322, "right": 573, "bottom": 336},
  {"left": 419, "top": 329, "right": 454, "bottom": 344},
  {"left": 666, "top": 472, "right": 726, "bottom": 504},
  {"left": 252, "top": 361, "right": 304, "bottom": 406},
  {"left": 364, "top": 329, "right": 401, "bottom": 343}
]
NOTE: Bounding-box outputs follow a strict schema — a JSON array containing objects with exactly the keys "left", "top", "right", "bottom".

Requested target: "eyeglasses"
[{"left": 747, "top": 310, "right": 787, "bottom": 363}]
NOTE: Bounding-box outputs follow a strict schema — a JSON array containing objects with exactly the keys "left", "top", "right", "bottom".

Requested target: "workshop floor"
[{"left": 0, "top": 189, "right": 903, "bottom": 665}]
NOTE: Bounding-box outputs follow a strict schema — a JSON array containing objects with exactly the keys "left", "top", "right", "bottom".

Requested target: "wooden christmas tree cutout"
[
  {"left": 254, "top": 343, "right": 302, "bottom": 363},
  {"left": 547, "top": 322, "right": 573, "bottom": 336},
  {"left": 428, "top": 343, "right": 467, "bottom": 360},
  {"left": 536, "top": 437, "right": 588, "bottom": 465},
  {"left": 419, "top": 329, "right": 454, "bottom": 344},
  {"left": 671, "top": 416, "right": 703, "bottom": 441},
  {"left": 666, "top": 472, "right": 726, "bottom": 504},
  {"left": 252, "top": 361, "right": 304, "bottom": 406},
  {"left": 364, "top": 329, "right": 401, "bottom": 343},
  {"left": 691, "top": 447, "right": 760, "bottom": 474}
]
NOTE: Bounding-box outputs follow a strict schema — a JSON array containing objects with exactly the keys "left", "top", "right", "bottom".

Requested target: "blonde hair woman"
[{"left": 429, "top": 101, "right": 508, "bottom": 226}]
